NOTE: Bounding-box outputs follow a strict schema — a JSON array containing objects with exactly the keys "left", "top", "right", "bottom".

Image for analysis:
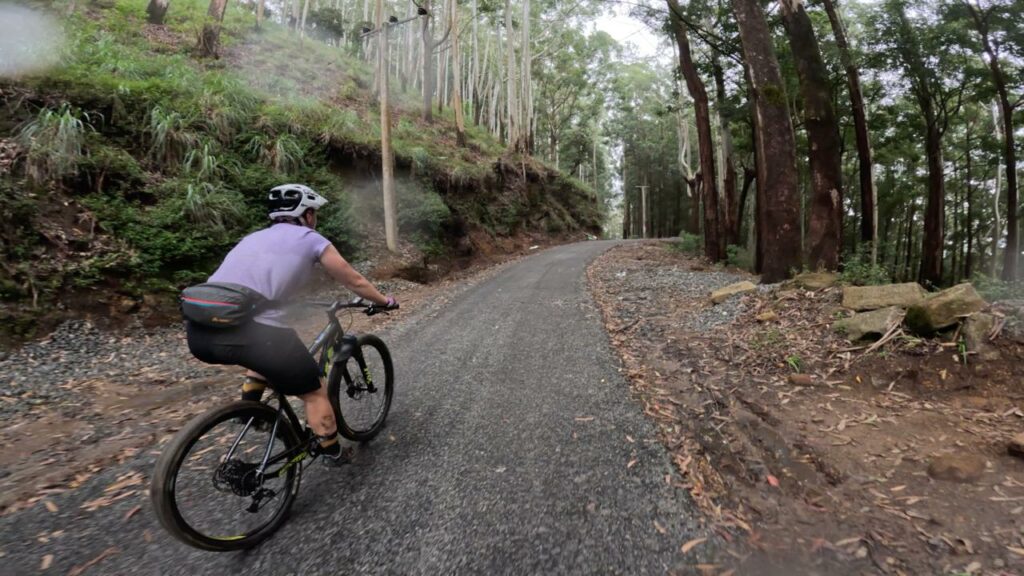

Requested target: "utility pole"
[
  {"left": 637, "top": 185, "right": 649, "bottom": 238},
  {"left": 362, "top": 2, "right": 423, "bottom": 253},
  {"left": 377, "top": 0, "right": 398, "bottom": 252}
]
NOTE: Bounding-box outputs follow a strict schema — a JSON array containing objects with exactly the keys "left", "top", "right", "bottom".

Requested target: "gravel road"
[{"left": 0, "top": 240, "right": 713, "bottom": 575}]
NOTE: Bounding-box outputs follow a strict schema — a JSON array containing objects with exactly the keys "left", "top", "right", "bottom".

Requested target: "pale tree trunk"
[
  {"left": 256, "top": 0, "right": 264, "bottom": 30},
  {"left": 421, "top": 0, "right": 435, "bottom": 121},
  {"left": 731, "top": 0, "right": 803, "bottom": 281},
  {"left": 712, "top": 55, "right": 739, "bottom": 246},
  {"left": 517, "top": 0, "right": 532, "bottom": 153},
  {"left": 667, "top": 0, "right": 721, "bottom": 260},
  {"left": 147, "top": 0, "right": 171, "bottom": 25},
  {"left": 779, "top": 0, "right": 843, "bottom": 271},
  {"left": 451, "top": 0, "right": 466, "bottom": 146},
  {"left": 964, "top": 1, "right": 1019, "bottom": 280},
  {"left": 822, "top": 0, "right": 876, "bottom": 263},
  {"left": 300, "top": 0, "right": 310, "bottom": 38},
  {"left": 377, "top": 0, "right": 398, "bottom": 252},
  {"left": 505, "top": 0, "right": 518, "bottom": 149},
  {"left": 198, "top": 0, "right": 229, "bottom": 58},
  {"left": 992, "top": 101, "right": 1004, "bottom": 278}
]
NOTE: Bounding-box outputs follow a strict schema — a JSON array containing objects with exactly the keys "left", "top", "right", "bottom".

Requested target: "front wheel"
[
  {"left": 150, "top": 401, "right": 302, "bottom": 551},
  {"left": 328, "top": 334, "right": 394, "bottom": 442}
]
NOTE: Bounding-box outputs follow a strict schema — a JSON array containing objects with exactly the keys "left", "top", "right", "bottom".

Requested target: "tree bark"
[
  {"left": 731, "top": 0, "right": 802, "bottom": 281},
  {"left": 822, "top": 0, "right": 876, "bottom": 262},
  {"left": 421, "top": 0, "right": 435, "bottom": 122},
  {"left": 779, "top": 0, "right": 842, "bottom": 271},
  {"left": 198, "top": 0, "right": 229, "bottom": 58},
  {"left": 964, "top": 2, "right": 1018, "bottom": 281},
  {"left": 668, "top": 0, "right": 722, "bottom": 261},
  {"left": 147, "top": 0, "right": 171, "bottom": 25},
  {"left": 712, "top": 56, "right": 739, "bottom": 246},
  {"left": 451, "top": 0, "right": 466, "bottom": 146}
]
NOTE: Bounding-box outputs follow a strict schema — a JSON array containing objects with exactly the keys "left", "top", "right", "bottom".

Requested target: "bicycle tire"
[
  {"left": 329, "top": 334, "right": 394, "bottom": 442},
  {"left": 150, "top": 401, "right": 302, "bottom": 551}
]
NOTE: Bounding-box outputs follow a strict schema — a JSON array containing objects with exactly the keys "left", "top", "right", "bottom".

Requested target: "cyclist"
[{"left": 185, "top": 184, "right": 396, "bottom": 464}]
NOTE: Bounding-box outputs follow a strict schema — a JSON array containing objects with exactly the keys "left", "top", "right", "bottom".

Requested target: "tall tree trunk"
[
  {"left": 256, "top": 0, "right": 264, "bottom": 30},
  {"left": 421, "top": 0, "right": 435, "bottom": 122},
  {"left": 965, "top": 119, "right": 975, "bottom": 279},
  {"left": 505, "top": 0, "right": 518, "bottom": 151},
  {"left": 731, "top": 0, "right": 802, "bottom": 281},
  {"left": 198, "top": 0, "right": 229, "bottom": 58},
  {"left": 822, "top": 0, "right": 876, "bottom": 262},
  {"left": 712, "top": 56, "right": 739, "bottom": 246},
  {"left": 377, "top": 0, "right": 398, "bottom": 252},
  {"left": 451, "top": 0, "right": 466, "bottom": 146},
  {"left": 892, "top": 2, "right": 945, "bottom": 286},
  {"left": 147, "top": 0, "right": 171, "bottom": 25},
  {"left": 668, "top": 0, "right": 722, "bottom": 261},
  {"left": 963, "top": 3, "right": 1018, "bottom": 280},
  {"left": 779, "top": 0, "right": 843, "bottom": 271}
]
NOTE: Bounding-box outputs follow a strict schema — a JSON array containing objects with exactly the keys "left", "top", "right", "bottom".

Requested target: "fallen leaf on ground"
[
  {"left": 680, "top": 537, "right": 707, "bottom": 554},
  {"left": 574, "top": 416, "right": 595, "bottom": 422},
  {"left": 627, "top": 458, "right": 638, "bottom": 469},
  {"left": 40, "top": 554, "right": 53, "bottom": 570},
  {"left": 766, "top": 474, "right": 780, "bottom": 487},
  {"left": 43, "top": 500, "right": 58, "bottom": 513},
  {"left": 654, "top": 520, "right": 667, "bottom": 534},
  {"left": 1008, "top": 546, "right": 1024, "bottom": 557},
  {"left": 67, "top": 546, "right": 119, "bottom": 576},
  {"left": 123, "top": 505, "right": 141, "bottom": 521}
]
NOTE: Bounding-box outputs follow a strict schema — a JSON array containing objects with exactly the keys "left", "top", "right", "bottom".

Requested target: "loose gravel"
[
  {"left": 611, "top": 264, "right": 755, "bottom": 331},
  {"left": 0, "top": 320, "right": 218, "bottom": 418}
]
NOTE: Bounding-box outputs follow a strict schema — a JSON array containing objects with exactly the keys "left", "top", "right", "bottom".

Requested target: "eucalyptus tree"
[
  {"left": 778, "top": 0, "right": 843, "bottom": 271},
  {"left": 730, "top": 0, "right": 802, "bottom": 281},
  {"left": 666, "top": 0, "right": 722, "bottom": 261},
  {"left": 954, "top": 0, "right": 1022, "bottom": 281}
]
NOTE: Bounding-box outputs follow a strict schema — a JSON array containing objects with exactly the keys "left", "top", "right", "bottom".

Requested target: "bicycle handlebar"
[{"left": 304, "top": 298, "right": 399, "bottom": 316}]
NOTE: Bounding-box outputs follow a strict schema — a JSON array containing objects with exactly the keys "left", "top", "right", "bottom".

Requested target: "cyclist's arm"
[{"left": 319, "top": 245, "right": 389, "bottom": 306}]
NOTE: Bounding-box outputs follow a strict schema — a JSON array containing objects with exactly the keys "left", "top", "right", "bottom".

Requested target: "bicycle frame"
[{"left": 223, "top": 304, "right": 371, "bottom": 481}]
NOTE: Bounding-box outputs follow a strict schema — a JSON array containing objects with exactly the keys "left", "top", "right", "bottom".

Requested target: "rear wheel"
[
  {"left": 328, "top": 334, "right": 394, "bottom": 441},
  {"left": 150, "top": 401, "right": 302, "bottom": 551}
]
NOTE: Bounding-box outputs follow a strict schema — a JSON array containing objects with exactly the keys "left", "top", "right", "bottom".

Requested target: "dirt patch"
[{"left": 589, "top": 242, "right": 1024, "bottom": 576}]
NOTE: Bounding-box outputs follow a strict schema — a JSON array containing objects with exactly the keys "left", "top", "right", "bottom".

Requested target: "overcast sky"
[{"left": 592, "top": 3, "right": 670, "bottom": 62}]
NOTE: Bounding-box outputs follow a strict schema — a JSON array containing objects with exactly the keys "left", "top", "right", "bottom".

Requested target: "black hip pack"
[{"left": 180, "top": 282, "right": 272, "bottom": 328}]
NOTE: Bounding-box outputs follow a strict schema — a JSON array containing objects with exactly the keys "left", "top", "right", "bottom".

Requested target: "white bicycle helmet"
[{"left": 267, "top": 184, "right": 328, "bottom": 220}]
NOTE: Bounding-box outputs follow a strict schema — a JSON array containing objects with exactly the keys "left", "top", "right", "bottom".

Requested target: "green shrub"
[
  {"left": 397, "top": 181, "right": 451, "bottom": 249},
  {"left": 146, "top": 105, "right": 197, "bottom": 168},
  {"left": 17, "top": 104, "right": 93, "bottom": 185},
  {"left": 839, "top": 244, "right": 890, "bottom": 286},
  {"left": 726, "top": 244, "right": 753, "bottom": 270},
  {"left": 245, "top": 132, "right": 306, "bottom": 175},
  {"left": 970, "top": 274, "right": 1024, "bottom": 302},
  {"left": 673, "top": 232, "right": 702, "bottom": 255}
]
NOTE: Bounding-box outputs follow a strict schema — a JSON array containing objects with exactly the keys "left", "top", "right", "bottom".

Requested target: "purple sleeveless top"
[{"left": 208, "top": 223, "right": 331, "bottom": 327}]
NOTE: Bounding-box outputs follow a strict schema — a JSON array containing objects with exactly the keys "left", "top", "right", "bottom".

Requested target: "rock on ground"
[
  {"left": 834, "top": 306, "right": 905, "bottom": 341},
  {"left": 791, "top": 272, "right": 837, "bottom": 291},
  {"left": 906, "top": 283, "right": 987, "bottom": 335},
  {"left": 711, "top": 281, "right": 757, "bottom": 305},
  {"left": 842, "top": 283, "right": 927, "bottom": 311},
  {"left": 927, "top": 453, "right": 987, "bottom": 483}
]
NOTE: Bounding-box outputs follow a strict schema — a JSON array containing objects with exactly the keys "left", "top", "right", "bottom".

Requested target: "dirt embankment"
[{"left": 589, "top": 242, "right": 1024, "bottom": 576}]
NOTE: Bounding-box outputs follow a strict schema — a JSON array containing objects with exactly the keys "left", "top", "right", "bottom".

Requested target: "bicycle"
[{"left": 150, "top": 297, "right": 397, "bottom": 551}]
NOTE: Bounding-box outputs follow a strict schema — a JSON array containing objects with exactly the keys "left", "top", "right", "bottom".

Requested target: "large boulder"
[
  {"left": 905, "top": 283, "right": 987, "bottom": 335},
  {"left": 841, "top": 283, "right": 927, "bottom": 311},
  {"left": 792, "top": 272, "right": 838, "bottom": 291},
  {"left": 834, "top": 306, "right": 905, "bottom": 341},
  {"left": 962, "top": 312, "right": 995, "bottom": 352},
  {"left": 711, "top": 281, "right": 756, "bottom": 304}
]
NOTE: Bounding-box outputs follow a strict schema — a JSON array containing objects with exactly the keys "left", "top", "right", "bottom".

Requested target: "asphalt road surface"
[{"left": 1, "top": 241, "right": 711, "bottom": 575}]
